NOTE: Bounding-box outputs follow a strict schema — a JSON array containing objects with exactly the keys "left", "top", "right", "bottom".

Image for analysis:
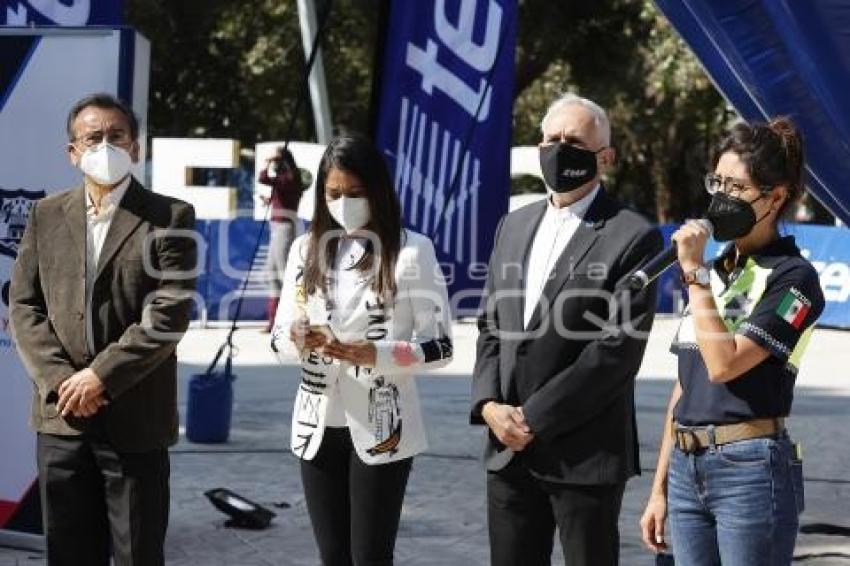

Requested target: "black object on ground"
[{"left": 204, "top": 488, "right": 276, "bottom": 530}]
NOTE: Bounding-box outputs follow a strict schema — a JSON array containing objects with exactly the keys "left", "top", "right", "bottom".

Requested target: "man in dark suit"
[
  {"left": 10, "top": 93, "right": 197, "bottom": 565},
  {"left": 470, "top": 94, "right": 663, "bottom": 565}
]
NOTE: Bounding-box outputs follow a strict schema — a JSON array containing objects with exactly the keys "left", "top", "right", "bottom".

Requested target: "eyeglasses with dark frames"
[
  {"left": 71, "top": 129, "right": 133, "bottom": 149},
  {"left": 704, "top": 173, "right": 772, "bottom": 196}
]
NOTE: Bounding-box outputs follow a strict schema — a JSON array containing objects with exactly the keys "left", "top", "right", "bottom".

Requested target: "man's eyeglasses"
[
  {"left": 71, "top": 130, "right": 133, "bottom": 149},
  {"left": 704, "top": 173, "right": 772, "bottom": 196}
]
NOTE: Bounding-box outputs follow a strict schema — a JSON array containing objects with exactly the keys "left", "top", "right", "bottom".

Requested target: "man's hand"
[
  {"left": 639, "top": 491, "right": 668, "bottom": 553},
  {"left": 56, "top": 368, "right": 107, "bottom": 418},
  {"left": 74, "top": 396, "right": 108, "bottom": 418},
  {"left": 482, "top": 402, "right": 534, "bottom": 452}
]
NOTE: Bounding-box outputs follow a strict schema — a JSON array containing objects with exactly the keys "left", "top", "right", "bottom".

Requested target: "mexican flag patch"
[{"left": 776, "top": 287, "right": 811, "bottom": 329}]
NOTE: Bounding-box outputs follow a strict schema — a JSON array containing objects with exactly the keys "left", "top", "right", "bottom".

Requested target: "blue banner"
[
  {"left": 758, "top": 225, "right": 850, "bottom": 329},
  {"left": 203, "top": 219, "right": 269, "bottom": 322},
  {"left": 653, "top": 0, "right": 850, "bottom": 225},
  {"left": 658, "top": 223, "right": 850, "bottom": 328},
  {"left": 1, "top": 0, "right": 123, "bottom": 26},
  {"left": 374, "top": 0, "right": 516, "bottom": 310},
  {"left": 655, "top": 223, "right": 682, "bottom": 315},
  {"left": 192, "top": 220, "right": 850, "bottom": 328}
]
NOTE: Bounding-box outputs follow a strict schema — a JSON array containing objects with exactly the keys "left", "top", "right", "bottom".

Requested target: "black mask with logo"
[
  {"left": 706, "top": 191, "right": 771, "bottom": 241},
  {"left": 539, "top": 143, "right": 599, "bottom": 193}
]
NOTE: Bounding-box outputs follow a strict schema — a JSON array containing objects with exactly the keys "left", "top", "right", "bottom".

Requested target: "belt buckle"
[{"left": 676, "top": 428, "right": 700, "bottom": 454}]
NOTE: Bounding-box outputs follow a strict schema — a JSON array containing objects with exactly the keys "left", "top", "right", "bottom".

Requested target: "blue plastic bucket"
[{"left": 186, "top": 369, "right": 234, "bottom": 443}]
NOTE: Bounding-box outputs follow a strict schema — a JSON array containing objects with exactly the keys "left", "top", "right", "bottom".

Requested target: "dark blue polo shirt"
[{"left": 672, "top": 236, "right": 825, "bottom": 426}]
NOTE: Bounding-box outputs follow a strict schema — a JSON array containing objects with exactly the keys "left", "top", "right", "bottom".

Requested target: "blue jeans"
[{"left": 668, "top": 433, "right": 803, "bottom": 566}]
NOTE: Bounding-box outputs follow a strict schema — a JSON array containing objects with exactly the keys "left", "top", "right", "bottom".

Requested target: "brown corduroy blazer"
[{"left": 10, "top": 178, "right": 197, "bottom": 452}]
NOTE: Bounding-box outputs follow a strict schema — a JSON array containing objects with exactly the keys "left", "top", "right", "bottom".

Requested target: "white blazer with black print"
[{"left": 271, "top": 229, "right": 453, "bottom": 465}]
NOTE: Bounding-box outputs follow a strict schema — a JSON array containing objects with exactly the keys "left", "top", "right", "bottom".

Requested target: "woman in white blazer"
[{"left": 271, "top": 133, "right": 453, "bottom": 565}]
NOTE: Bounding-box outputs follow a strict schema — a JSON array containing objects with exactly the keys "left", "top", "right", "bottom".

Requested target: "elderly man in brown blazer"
[{"left": 9, "top": 93, "right": 197, "bottom": 566}]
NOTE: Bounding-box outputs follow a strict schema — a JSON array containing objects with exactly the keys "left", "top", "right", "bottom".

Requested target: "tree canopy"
[{"left": 127, "top": 0, "right": 731, "bottom": 222}]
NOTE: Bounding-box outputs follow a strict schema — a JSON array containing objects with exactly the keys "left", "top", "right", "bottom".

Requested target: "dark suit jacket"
[
  {"left": 470, "top": 188, "right": 662, "bottom": 484},
  {"left": 10, "top": 178, "right": 197, "bottom": 452}
]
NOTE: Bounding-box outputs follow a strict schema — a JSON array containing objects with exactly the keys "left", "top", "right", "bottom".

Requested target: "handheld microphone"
[{"left": 627, "top": 219, "right": 713, "bottom": 291}]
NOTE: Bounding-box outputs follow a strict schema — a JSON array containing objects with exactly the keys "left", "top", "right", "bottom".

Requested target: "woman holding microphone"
[
  {"left": 271, "top": 133, "right": 453, "bottom": 565},
  {"left": 640, "top": 117, "right": 825, "bottom": 565}
]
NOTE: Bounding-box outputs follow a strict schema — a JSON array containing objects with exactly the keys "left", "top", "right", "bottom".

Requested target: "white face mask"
[
  {"left": 327, "top": 196, "right": 371, "bottom": 233},
  {"left": 79, "top": 141, "right": 132, "bottom": 185}
]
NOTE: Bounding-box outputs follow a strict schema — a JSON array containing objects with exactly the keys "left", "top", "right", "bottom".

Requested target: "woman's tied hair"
[{"left": 713, "top": 116, "right": 804, "bottom": 218}]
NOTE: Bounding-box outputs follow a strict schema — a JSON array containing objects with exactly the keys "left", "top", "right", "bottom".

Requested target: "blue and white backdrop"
[{"left": 374, "top": 0, "right": 516, "bottom": 311}]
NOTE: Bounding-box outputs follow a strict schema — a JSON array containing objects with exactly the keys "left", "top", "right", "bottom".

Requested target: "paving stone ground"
[{"left": 2, "top": 319, "right": 849, "bottom": 565}]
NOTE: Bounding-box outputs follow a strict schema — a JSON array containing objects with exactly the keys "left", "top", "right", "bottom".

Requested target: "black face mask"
[
  {"left": 706, "top": 191, "right": 770, "bottom": 241},
  {"left": 539, "top": 142, "right": 599, "bottom": 193}
]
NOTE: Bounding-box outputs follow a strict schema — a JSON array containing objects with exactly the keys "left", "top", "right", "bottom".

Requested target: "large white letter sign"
[{"left": 151, "top": 138, "right": 239, "bottom": 220}]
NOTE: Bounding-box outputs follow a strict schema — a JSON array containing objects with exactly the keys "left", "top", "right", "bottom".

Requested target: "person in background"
[
  {"left": 259, "top": 145, "right": 304, "bottom": 332},
  {"left": 270, "top": 133, "right": 453, "bottom": 565},
  {"left": 640, "top": 117, "right": 825, "bottom": 566}
]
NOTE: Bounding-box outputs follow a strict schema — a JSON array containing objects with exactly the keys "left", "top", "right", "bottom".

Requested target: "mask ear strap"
[
  {"left": 750, "top": 192, "right": 776, "bottom": 226},
  {"left": 753, "top": 208, "right": 772, "bottom": 227}
]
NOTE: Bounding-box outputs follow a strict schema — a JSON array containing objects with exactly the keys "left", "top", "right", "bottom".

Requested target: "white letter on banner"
[
  {"left": 6, "top": 3, "right": 28, "bottom": 24},
  {"left": 406, "top": 40, "right": 492, "bottom": 121},
  {"left": 27, "top": 0, "right": 91, "bottom": 25},
  {"left": 434, "top": 0, "right": 502, "bottom": 72}
]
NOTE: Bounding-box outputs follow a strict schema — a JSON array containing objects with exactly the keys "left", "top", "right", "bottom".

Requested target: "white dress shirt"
[
  {"left": 85, "top": 177, "right": 131, "bottom": 353},
  {"left": 523, "top": 185, "right": 600, "bottom": 329},
  {"left": 329, "top": 236, "right": 371, "bottom": 322}
]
